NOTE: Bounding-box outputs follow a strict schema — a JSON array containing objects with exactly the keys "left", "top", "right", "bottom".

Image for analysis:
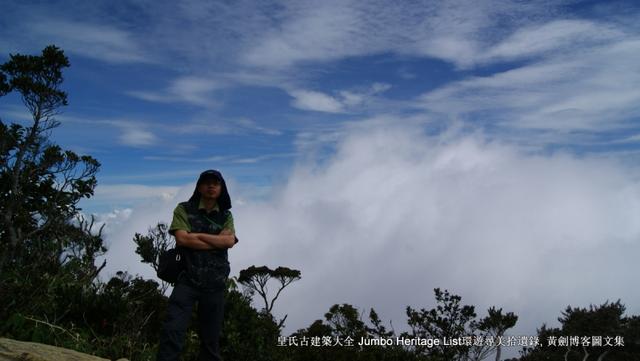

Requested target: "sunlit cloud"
[
  {"left": 288, "top": 83, "right": 392, "bottom": 113},
  {"left": 480, "top": 19, "right": 625, "bottom": 64},
  {"left": 419, "top": 37, "right": 640, "bottom": 136},
  {"left": 289, "top": 89, "right": 345, "bottom": 113},
  {"left": 128, "top": 76, "right": 221, "bottom": 107},
  {"left": 117, "top": 126, "right": 157, "bottom": 147},
  {"left": 102, "top": 119, "right": 640, "bottom": 341}
]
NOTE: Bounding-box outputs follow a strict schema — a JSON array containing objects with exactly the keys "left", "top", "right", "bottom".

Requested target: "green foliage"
[
  {"left": 133, "top": 222, "right": 173, "bottom": 272},
  {"left": 2, "top": 271, "right": 168, "bottom": 360},
  {"left": 0, "top": 45, "right": 183, "bottom": 361},
  {"left": 238, "top": 264, "right": 301, "bottom": 327},
  {"left": 405, "top": 288, "right": 477, "bottom": 360},
  {"left": 470, "top": 307, "right": 518, "bottom": 361},
  {"left": 220, "top": 285, "right": 282, "bottom": 361},
  {"left": 521, "top": 300, "right": 640, "bottom": 361},
  {"left": 0, "top": 45, "right": 101, "bottom": 305},
  {"left": 286, "top": 304, "right": 425, "bottom": 361},
  {"left": 368, "top": 308, "right": 394, "bottom": 339},
  {"left": 85, "top": 271, "right": 167, "bottom": 360},
  {"left": 0, "top": 44, "right": 107, "bottom": 357},
  {"left": 324, "top": 304, "right": 368, "bottom": 341},
  {"left": 1, "top": 45, "right": 69, "bottom": 114},
  {"left": 402, "top": 288, "right": 521, "bottom": 361}
]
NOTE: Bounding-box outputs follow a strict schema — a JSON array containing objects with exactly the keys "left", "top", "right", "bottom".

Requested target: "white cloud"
[
  {"left": 239, "top": 0, "right": 571, "bottom": 70},
  {"left": 289, "top": 89, "right": 345, "bottom": 113},
  {"left": 289, "top": 83, "right": 392, "bottom": 113},
  {"left": 98, "top": 208, "right": 134, "bottom": 223},
  {"left": 4, "top": 1, "right": 634, "bottom": 75},
  {"left": 52, "top": 115, "right": 161, "bottom": 148},
  {"left": 339, "top": 83, "right": 392, "bottom": 108},
  {"left": 233, "top": 118, "right": 283, "bottom": 136},
  {"left": 234, "top": 119, "right": 640, "bottom": 340},
  {"left": 142, "top": 151, "right": 293, "bottom": 164},
  {"left": 78, "top": 208, "right": 133, "bottom": 237},
  {"left": 143, "top": 155, "right": 229, "bottom": 163},
  {"left": 231, "top": 152, "right": 294, "bottom": 164},
  {"left": 615, "top": 133, "right": 640, "bottom": 144},
  {"left": 30, "top": 20, "right": 150, "bottom": 64},
  {"left": 241, "top": 0, "right": 461, "bottom": 68},
  {"left": 370, "top": 82, "right": 391, "bottom": 93},
  {"left": 242, "top": 1, "right": 370, "bottom": 68},
  {"left": 118, "top": 126, "right": 158, "bottom": 147},
  {"left": 171, "top": 79, "right": 219, "bottom": 106},
  {"left": 128, "top": 76, "right": 221, "bottom": 107},
  {"left": 99, "top": 119, "right": 640, "bottom": 347},
  {"left": 91, "top": 184, "right": 181, "bottom": 208},
  {"left": 481, "top": 19, "right": 624, "bottom": 63},
  {"left": 419, "top": 37, "right": 640, "bottom": 134},
  {"left": 159, "top": 115, "right": 283, "bottom": 137}
]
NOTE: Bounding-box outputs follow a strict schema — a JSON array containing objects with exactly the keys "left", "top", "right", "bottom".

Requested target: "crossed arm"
[{"left": 175, "top": 229, "right": 236, "bottom": 250}]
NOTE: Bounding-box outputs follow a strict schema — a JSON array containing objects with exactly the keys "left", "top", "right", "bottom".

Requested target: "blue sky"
[
  {"left": 2, "top": 0, "right": 638, "bottom": 202},
  {"left": 3, "top": 0, "right": 640, "bottom": 352}
]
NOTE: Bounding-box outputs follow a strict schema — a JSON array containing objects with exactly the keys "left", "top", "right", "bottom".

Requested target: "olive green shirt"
[{"left": 169, "top": 199, "right": 235, "bottom": 235}]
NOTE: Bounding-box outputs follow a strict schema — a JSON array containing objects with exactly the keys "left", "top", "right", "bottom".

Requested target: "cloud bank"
[{"left": 102, "top": 119, "right": 640, "bottom": 344}]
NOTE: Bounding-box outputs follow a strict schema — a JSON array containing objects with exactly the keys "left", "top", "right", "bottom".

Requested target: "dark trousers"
[{"left": 157, "top": 281, "right": 225, "bottom": 361}]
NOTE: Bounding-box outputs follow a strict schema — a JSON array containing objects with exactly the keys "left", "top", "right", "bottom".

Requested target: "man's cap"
[{"left": 197, "top": 169, "right": 223, "bottom": 184}]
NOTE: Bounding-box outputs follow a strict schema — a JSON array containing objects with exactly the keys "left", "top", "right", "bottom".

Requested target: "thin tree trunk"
[
  {"left": 1, "top": 107, "right": 43, "bottom": 273},
  {"left": 596, "top": 350, "right": 609, "bottom": 361}
]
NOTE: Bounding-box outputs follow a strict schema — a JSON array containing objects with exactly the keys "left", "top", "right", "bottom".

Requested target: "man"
[{"left": 157, "top": 169, "right": 238, "bottom": 361}]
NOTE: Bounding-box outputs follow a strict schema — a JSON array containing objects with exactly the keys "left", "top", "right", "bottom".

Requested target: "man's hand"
[
  {"left": 174, "top": 230, "right": 235, "bottom": 249},
  {"left": 174, "top": 230, "right": 215, "bottom": 250},
  {"left": 196, "top": 230, "right": 235, "bottom": 249},
  {"left": 220, "top": 228, "right": 238, "bottom": 246}
]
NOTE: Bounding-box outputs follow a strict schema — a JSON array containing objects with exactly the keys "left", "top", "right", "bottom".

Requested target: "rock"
[{"left": 0, "top": 337, "right": 124, "bottom": 361}]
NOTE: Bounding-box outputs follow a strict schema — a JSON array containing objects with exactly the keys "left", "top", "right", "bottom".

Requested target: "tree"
[
  {"left": 521, "top": 300, "right": 640, "bottom": 361},
  {"left": 134, "top": 222, "right": 173, "bottom": 272},
  {"left": 219, "top": 281, "right": 282, "bottom": 361},
  {"left": 470, "top": 306, "right": 518, "bottom": 361},
  {"left": 80, "top": 271, "right": 168, "bottom": 360},
  {"left": 287, "top": 304, "right": 423, "bottom": 361},
  {"left": 0, "top": 45, "right": 103, "bottom": 338},
  {"left": 238, "top": 265, "right": 301, "bottom": 328},
  {"left": 324, "top": 303, "right": 368, "bottom": 341},
  {"left": 133, "top": 222, "right": 174, "bottom": 293},
  {"left": 367, "top": 308, "right": 395, "bottom": 339},
  {"left": 403, "top": 288, "right": 519, "bottom": 361},
  {"left": 0, "top": 45, "right": 101, "bottom": 272},
  {"left": 405, "top": 288, "right": 477, "bottom": 360}
]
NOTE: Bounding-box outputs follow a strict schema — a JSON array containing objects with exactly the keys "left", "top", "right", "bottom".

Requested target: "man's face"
[{"left": 198, "top": 179, "right": 222, "bottom": 199}]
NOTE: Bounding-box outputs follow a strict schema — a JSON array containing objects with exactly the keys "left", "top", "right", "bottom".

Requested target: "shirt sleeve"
[
  {"left": 224, "top": 211, "right": 238, "bottom": 244},
  {"left": 222, "top": 211, "right": 235, "bottom": 232},
  {"left": 169, "top": 204, "right": 191, "bottom": 235}
]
